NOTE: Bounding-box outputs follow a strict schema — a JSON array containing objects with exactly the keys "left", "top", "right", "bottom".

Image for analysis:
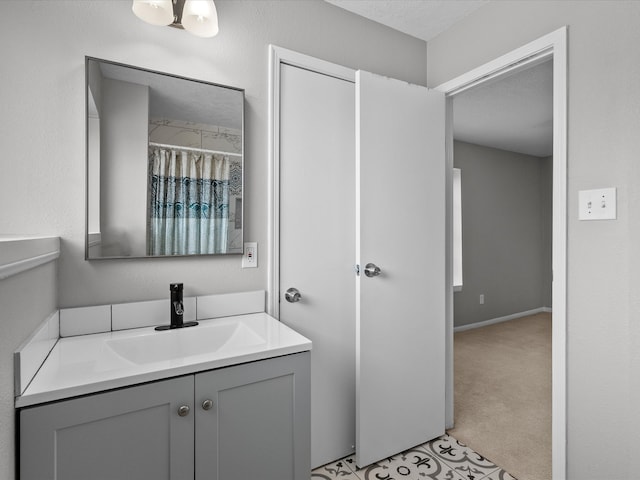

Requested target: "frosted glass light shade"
[
  {"left": 132, "top": 0, "right": 174, "bottom": 26},
  {"left": 181, "top": 0, "right": 219, "bottom": 38}
]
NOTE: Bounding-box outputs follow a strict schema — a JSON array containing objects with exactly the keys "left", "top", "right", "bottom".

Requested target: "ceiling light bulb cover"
[
  {"left": 181, "top": 0, "right": 219, "bottom": 38},
  {"left": 132, "top": 0, "right": 174, "bottom": 26}
]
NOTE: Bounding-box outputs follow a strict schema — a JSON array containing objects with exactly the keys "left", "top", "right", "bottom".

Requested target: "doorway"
[
  {"left": 435, "top": 27, "right": 567, "bottom": 479},
  {"left": 449, "top": 58, "right": 554, "bottom": 479},
  {"left": 268, "top": 26, "right": 567, "bottom": 478}
]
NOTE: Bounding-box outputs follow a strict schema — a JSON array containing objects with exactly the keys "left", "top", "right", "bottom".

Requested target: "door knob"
[
  {"left": 285, "top": 287, "right": 302, "bottom": 303},
  {"left": 177, "top": 405, "right": 190, "bottom": 417},
  {"left": 202, "top": 399, "right": 214, "bottom": 411},
  {"left": 364, "top": 263, "right": 381, "bottom": 278}
]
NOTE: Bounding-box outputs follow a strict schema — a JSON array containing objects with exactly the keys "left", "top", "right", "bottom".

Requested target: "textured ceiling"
[
  {"left": 98, "top": 61, "right": 243, "bottom": 130},
  {"left": 454, "top": 60, "right": 553, "bottom": 157}
]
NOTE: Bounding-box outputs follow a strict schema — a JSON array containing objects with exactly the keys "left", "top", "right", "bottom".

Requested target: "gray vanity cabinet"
[
  {"left": 20, "top": 375, "right": 195, "bottom": 480},
  {"left": 195, "top": 352, "right": 311, "bottom": 479},
  {"left": 20, "top": 352, "right": 311, "bottom": 480}
]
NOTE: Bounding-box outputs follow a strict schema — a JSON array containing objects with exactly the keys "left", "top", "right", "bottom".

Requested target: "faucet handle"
[{"left": 173, "top": 301, "right": 184, "bottom": 315}]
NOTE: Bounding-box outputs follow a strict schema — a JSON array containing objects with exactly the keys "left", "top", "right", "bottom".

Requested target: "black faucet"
[{"left": 155, "top": 283, "right": 199, "bottom": 331}]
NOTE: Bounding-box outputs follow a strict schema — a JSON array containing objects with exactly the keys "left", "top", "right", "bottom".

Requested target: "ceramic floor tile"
[
  {"left": 353, "top": 445, "right": 467, "bottom": 480},
  {"left": 312, "top": 434, "right": 517, "bottom": 480},
  {"left": 423, "top": 434, "right": 503, "bottom": 480},
  {"left": 341, "top": 455, "right": 358, "bottom": 473},
  {"left": 312, "top": 457, "right": 361, "bottom": 479},
  {"left": 480, "top": 470, "right": 518, "bottom": 480}
]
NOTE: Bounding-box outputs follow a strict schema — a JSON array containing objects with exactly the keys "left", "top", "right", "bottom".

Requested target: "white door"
[
  {"left": 278, "top": 61, "right": 446, "bottom": 470},
  {"left": 355, "top": 70, "right": 446, "bottom": 467},
  {"left": 279, "top": 63, "right": 356, "bottom": 468}
]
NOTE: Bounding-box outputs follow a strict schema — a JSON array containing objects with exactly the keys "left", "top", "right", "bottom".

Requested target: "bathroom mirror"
[{"left": 85, "top": 57, "right": 244, "bottom": 259}]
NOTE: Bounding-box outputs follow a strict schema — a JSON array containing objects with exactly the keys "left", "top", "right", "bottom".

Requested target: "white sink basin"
[
  {"left": 106, "top": 319, "right": 266, "bottom": 364},
  {"left": 16, "top": 312, "right": 312, "bottom": 408}
]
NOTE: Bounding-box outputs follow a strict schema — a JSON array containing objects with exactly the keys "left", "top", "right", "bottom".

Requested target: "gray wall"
[
  {"left": 0, "top": 3, "right": 425, "bottom": 479},
  {"left": 0, "top": 264, "right": 57, "bottom": 480},
  {"left": 0, "top": 0, "right": 426, "bottom": 309},
  {"left": 428, "top": 2, "right": 640, "bottom": 478},
  {"left": 453, "top": 141, "right": 551, "bottom": 328}
]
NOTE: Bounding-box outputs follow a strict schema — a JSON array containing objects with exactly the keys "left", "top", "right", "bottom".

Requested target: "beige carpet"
[{"left": 447, "top": 312, "right": 551, "bottom": 480}]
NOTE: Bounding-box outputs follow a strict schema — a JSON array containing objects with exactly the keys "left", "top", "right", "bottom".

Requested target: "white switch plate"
[
  {"left": 579, "top": 188, "right": 617, "bottom": 220},
  {"left": 242, "top": 242, "right": 257, "bottom": 268}
]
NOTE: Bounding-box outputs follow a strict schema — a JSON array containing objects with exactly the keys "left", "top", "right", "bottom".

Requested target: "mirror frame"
[{"left": 84, "top": 57, "right": 245, "bottom": 260}]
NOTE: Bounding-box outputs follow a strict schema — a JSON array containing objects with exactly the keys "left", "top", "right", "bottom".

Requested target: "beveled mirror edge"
[{"left": 84, "top": 56, "right": 245, "bottom": 260}]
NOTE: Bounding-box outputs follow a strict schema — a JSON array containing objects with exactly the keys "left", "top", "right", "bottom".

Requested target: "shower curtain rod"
[{"left": 149, "top": 142, "right": 242, "bottom": 157}]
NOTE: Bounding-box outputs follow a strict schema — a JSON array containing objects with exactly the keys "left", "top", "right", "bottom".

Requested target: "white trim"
[
  {"left": 267, "top": 45, "right": 355, "bottom": 318},
  {"left": 269, "top": 45, "right": 355, "bottom": 83},
  {"left": 0, "top": 236, "right": 60, "bottom": 280},
  {"left": 0, "top": 251, "right": 60, "bottom": 281},
  {"left": 444, "top": 97, "right": 455, "bottom": 429},
  {"left": 267, "top": 45, "right": 281, "bottom": 317},
  {"left": 435, "top": 32, "right": 556, "bottom": 96},
  {"left": 452, "top": 168, "right": 463, "bottom": 289},
  {"left": 453, "top": 307, "right": 549, "bottom": 333},
  {"left": 435, "top": 26, "right": 568, "bottom": 480},
  {"left": 551, "top": 28, "right": 568, "bottom": 480}
]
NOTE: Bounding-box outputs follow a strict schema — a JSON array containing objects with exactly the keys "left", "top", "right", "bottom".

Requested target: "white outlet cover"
[
  {"left": 579, "top": 188, "right": 616, "bottom": 220},
  {"left": 242, "top": 242, "right": 258, "bottom": 268}
]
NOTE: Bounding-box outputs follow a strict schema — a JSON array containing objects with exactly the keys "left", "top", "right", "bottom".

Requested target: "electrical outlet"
[
  {"left": 579, "top": 188, "right": 616, "bottom": 220},
  {"left": 479, "top": 294, "right": 485, "bottom": 305},
  {"left": 242, "top": 242, "right": 257, "bottom": 268}
]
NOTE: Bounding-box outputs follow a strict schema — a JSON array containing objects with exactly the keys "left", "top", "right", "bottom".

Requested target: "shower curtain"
[{"left": 147, "top": 147, "right": 230, "bottom": 255}]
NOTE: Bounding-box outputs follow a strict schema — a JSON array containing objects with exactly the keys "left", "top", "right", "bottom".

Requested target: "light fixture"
[{"left": 132, "top": 0, "right": 219, "bottom": 38}]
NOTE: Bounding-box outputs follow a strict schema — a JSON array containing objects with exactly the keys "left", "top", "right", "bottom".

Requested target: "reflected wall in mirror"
[{"left": 86, "top": 57, "right": 244, "bottom": 259}]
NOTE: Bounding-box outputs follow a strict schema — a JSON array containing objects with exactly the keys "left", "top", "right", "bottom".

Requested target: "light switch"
[
  {"left": 242, "top": 242, "right": 258, "bottom": 268},
  {"left": 579, "top": 188, "right": 616, "bottom": 220}
]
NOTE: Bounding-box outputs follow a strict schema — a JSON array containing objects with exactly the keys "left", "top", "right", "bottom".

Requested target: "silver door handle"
[
  {"left": 364, "top": 263, "right": 381, "bottom": 278},
  {"left": 285, "top": 287, "right": 302, "bottom": 303}
]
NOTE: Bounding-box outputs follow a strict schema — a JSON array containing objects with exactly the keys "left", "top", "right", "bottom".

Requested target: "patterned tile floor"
[{"left": 311, "top": 433, "right": 517, "bottom": 480}]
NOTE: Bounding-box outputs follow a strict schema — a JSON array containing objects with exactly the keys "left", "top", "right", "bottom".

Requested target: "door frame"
[
  {"left": 434, "top": 26, "right": 568, "bottom": 480},
  {"left": 268, "top": 26, "right": 568, "bottom": 477},
  {"left": 267, "top": 45, "right": 356, "bottom": 318}
]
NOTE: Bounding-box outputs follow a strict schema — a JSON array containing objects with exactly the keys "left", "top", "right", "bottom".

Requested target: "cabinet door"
[
  {"left": 20, "top": 376, "right": 194, "bottom": 480},
  {"left": 195, "top": 352, "right": 311, "bottom": 480}
]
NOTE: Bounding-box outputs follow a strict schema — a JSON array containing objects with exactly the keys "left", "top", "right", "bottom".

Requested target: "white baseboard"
[{"left": 454, "top": 307, "right": 552, "bottom": 333}]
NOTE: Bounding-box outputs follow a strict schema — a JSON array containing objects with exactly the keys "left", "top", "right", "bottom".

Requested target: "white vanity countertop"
[{"left": 16, "top": 313, "right": 311, "bottom": 408}]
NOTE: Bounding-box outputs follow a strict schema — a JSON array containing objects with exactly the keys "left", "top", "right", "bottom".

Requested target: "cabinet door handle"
[
  {"left": 177, "top": 405, "right": 190, "bottom": 417},
  {"left": 202, "top": 399, "right": 214, "bottom": 411}
]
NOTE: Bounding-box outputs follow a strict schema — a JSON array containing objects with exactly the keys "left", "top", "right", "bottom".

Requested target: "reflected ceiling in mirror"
[{"left": 85, "top": 57, "right": 244, "bottom": 259}]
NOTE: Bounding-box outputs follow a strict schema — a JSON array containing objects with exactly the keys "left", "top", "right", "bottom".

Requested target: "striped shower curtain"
[{"left": 147, "top": 147, "right": 230, "bottom": 255}]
